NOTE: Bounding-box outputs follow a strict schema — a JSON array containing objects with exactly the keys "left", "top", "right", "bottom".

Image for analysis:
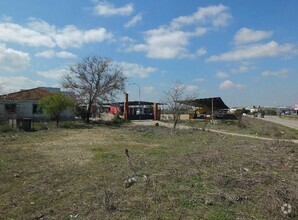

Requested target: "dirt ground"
[
  {"left": 0, "top": 122, "right": 297, "bottom": 219},
  {"left": 260, "top": 116, "right": 298, "bottom": 130}
]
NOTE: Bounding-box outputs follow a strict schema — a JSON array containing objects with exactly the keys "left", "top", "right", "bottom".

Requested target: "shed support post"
[
  {"left": 153, "top": 103, "right": 160, "bottom": 120},
  {"left": 211, "top": 98, "right": 214, "bottom": 122},
  {"left": 124, "top": 93, "right": 128, "bottom": 120}
]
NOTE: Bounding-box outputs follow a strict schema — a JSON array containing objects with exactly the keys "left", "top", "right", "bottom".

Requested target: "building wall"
[
  {"left": 161, "top": 113, "right": 191, "bottom": 121},
  {"left": 60, "top": 107, "right": 75, "bottom": 120},
  {"left": 0, "top": 100, "right": 74, "bottom": 122},
  {"left": 18, "top": 100, "right": 37, "bottom": 119}
]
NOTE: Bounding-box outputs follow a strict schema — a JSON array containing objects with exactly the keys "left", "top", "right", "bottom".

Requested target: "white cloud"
[
  {"left": 0, "top": 22, "right": 55, "bottom": 47},
  {"left": 56, "top": 51, "right": 77, "bottom": 59},
  {"left": 37, "top": 68, "right": 68, "bottom": 80},
  {"left": 0, "top": 44, "right": 30, "bottom": 72},
  {"left": 83, "top": 28, "right": 113, "bottom": 43},
  {"left": 238, "top": 65, "right": 249, "bottom": 73},
  {"left": 184, "top": 85, "right": 199, "bottom": 92},
  {"left": 118, "top": 62, "right": 157, "bottom": 78},
  {"left": 197, "top": 48, "right": 207, "bottom": 56},
  {"left": 126, "top": 5, "right": 230, "bottom": 59},
  {"left": 35, "top": 50, "right": 77, "bottom": 59},
  {"left": 120, "top": 36, "right": 135, "bottom": 42},
  {"left": 0, "top": 19, "right": 113, "bottom": 49},
  {"left": 216, "top": 71, "right": 229, "bottom": 78},
  {"left": 234, "top": 28, "right": 273, "bottom": 45},
  {"left": 124, "top": 13, "right": 142, "bottom": 28},
  {"left": 0, "top": 76, "right": 45, "bottom": 93},
  {"left": 175, "top": 84, "right": 199, "bottom": 92},
  {"left": 144, "top": 28, "right": 194, "bottom": 59},
  {"left": 93, "top": 2, "right": 133, "bottom": 16},
  {"left": 231, "top": 63, "right": 255, "bottom": 73},
  {"left": 55, "top": 26, "right": 113, "bottom": 49},
  {"left": 35, "top": 50, "right": 55, "bottom": 58},
  {"left": 193, "top": 78, "right": 205, "bottom": 83},
  {"left": 170, "top": 4, "right": 231, "bottom": 29},
  {"left": 1, "top": 15, "right": 13, "bottom": 22},
  {"left": 261, "top": 69, "right": 289, "bottom": 78},
  {"left": 27, "top": 18, "right": 56, "bottom": 35},
  {"left": 28, "top": 18, "right": 113, "bottom": 47},
  {"left": 143, "top": 86, "right": 157, "bottom": 95},
  {"left": 130, "top": 27, "right": 207, "bottom": 59},
  {"left": 207, "top": 41, "right": 295, "bottom": 62},
  {"left": 219, "top": 80, "right": 244, "bottom": 90}
]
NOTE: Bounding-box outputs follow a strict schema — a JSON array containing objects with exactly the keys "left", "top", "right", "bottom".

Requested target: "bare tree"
[
  {"left": 63, "top": 56, "right": 126, "bottom": 123},
  {"left": 163, "top": 81, "right": 195, "bottom": 131},
  {"left": 0, "top": 84, "right": 4, "bottom": 95},
  {"left": 234, "top": 108, "right": 247, "bottom": 126}
]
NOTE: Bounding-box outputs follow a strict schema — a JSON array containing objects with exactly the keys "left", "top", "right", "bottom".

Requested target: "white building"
[{"left": 0, "top": 87, "right": 74, "bottom": 122}]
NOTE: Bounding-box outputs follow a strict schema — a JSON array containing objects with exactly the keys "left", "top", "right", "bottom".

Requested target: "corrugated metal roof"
[
  {"left": 0, "top": 87, "right": 53, "bottom": 100},
  {"left": 179, "top": 97, "right": 229, "bottom": 110}
]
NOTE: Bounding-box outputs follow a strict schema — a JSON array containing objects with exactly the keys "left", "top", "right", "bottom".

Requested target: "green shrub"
[
  {"left": 112, "top": 113, "right": 119, "bottom": 122},
  {"left": 0, "top": 124, "right": 13, "bottom": 132},
  {"left": 265, "top": 109, "right": 277, "bottom": 116},
  {"left": 75, "top": 105, "right": 89, "bottom": 120}
]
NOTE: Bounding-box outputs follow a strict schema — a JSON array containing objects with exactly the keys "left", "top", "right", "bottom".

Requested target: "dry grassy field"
[
  {"left": 182, "top": 117, "right": 298, "bottom": 140},
  {"left": 0, "top": 121, "right": 297, "bottom": 219}
]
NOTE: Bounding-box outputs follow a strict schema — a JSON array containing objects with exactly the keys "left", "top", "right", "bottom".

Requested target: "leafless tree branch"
[
  {"left": 162, "top": 81, "right": 197, "bottom": 131},
  {"left": 63, "top": 56, "right": 126, "bottom": 123}
]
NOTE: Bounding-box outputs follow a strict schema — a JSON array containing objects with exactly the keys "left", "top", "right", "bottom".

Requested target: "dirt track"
[
  {"left": 259, "top": 116, "right": 298, "bottom": 130},
  {"left": 132, "top": 120, "right": 298, "bottom": 144}
]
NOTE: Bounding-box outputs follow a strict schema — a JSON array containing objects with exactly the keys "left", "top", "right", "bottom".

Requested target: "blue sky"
[{"left": 0, "top": 0, "right": 297, "bottom": 107}]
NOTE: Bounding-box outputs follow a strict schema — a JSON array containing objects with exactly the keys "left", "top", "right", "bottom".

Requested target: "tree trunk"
[
  {"left": 173, "top": 115, "right": 178, "bottom": 131},
  {"left": 86, "top": 101, "right": 92, "bottom": 123},
  {"left": 173, "top": 121, "right": 177, "bottom": 131},
  {"left": 56, "top": 116, "right": 59, "bottom": 127},
  {"left": 86, "top": 112, "right": 90, "bottom": 123}
]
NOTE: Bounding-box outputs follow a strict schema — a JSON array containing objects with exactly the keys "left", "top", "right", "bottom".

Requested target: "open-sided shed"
[
  {"left": 103, "top": 100, "right": 161, "bottom": 120},
  {"left": 179, "top": 97, "right": 229, "bottom": 112}
]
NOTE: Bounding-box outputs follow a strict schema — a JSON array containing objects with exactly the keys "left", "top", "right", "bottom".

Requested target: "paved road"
[
  {"left": 259, "top": 116, "right": 298, "bottom": 130},
  {"left": 132, "top": 120, "right": 298, "bottom": 144}
]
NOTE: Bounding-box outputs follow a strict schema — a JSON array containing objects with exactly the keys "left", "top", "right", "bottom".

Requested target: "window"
[
  {"left": 5, "top": 104, "right": 16, "bottom": 113},
  {"left": 32, "top": 104, "right": 42, "bottom": 114}
]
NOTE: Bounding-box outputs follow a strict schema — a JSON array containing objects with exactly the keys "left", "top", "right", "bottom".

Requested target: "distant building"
[
  {"left": 0, "top": 87, "right": 74, "bottom": 122},
  {"left": 294, "top": 104, "right": 298, "bottom": 115},
  {"left": 276, "top": 106, "right": 296, "bottom": 115}
]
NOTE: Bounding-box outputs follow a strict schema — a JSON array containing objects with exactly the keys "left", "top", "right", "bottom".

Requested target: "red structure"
[
  {"left": 109, "top": 106, "right": 120, "bottom": 115},
  {"left": 153, "top": 102, "right": 160, "bottom": 120},
  {"left": 103, "top": 93, "right": 160, "bottom": 120},
  {"left": 123, "top": 93, "right": 128, "bottom": 120}
]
